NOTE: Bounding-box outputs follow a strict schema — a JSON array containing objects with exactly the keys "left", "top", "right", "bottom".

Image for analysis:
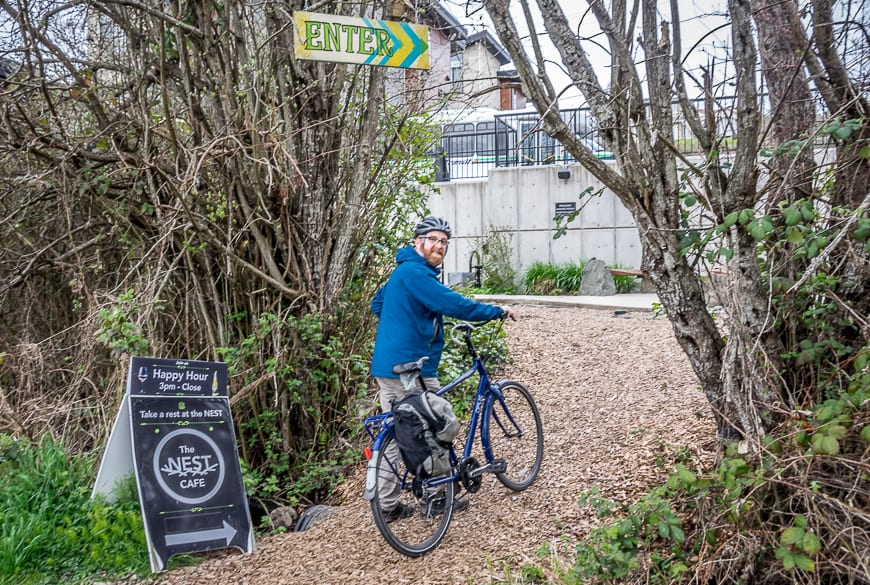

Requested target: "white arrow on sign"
[{"left": 164, "top": 520, "right": 237, "bottom": 547}]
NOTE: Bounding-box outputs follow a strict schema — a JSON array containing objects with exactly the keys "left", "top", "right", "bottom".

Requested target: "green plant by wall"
[
  {"left": 521, "top": 260, "right": 586, "bottom": 295},
  {"left": 522, "top": 261, "right": 640, "bottom": 295},
  {"left": 470, "top": 227, "right": 518, "bottom": 294},
  {"left": 522, "top": 261, "right": 563, "bottom": 295}
]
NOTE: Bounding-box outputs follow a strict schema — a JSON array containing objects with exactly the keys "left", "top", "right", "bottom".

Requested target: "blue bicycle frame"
[{"left": 363, "top": 350, "right": 509, "bottom": 495}]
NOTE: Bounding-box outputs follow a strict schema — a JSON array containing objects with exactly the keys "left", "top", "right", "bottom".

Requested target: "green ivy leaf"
[
  {"left": 748, "top": 219, "right": 767, "bottom": 240},
  {"left": 782, "top": 526, "right": 804, "bottom": 545},
  {"left": 860, "top": 426, "right": 870, "bottom": 443},
  {"left": 784, "top": 206, "right": 803, "bottom": 226},
  {"left": 826, "top": 424, "right": 848, "bottom": 439},
  {"left": 780, "top": 549, "right": 796, "bottom": 570},
  {"left": 801, "top": 532, "right": 822, "bottom": 556},
  {"left": 723, "top": 211, "right": 739, "bottom": 228},
  {"left": 787, "top": 227, "right": 804, "bottom": 244},
  {"left": 794, "top": 515, "right": 808, "bottom": 529},
  {"left": 858, "top": 145, "right": 870, "bottom": 158},
  {"left": 811, "top": 434, "right": 839, "bottom": 455},
  {"left": 795, "top": 554, "right": 815, "bottom": 571},
  {"left": 677, "top": 467, "right": 696, "bottom": 484},
  {"left": 657, "top": 520, "right": 670, "bottom": 539},
  {"left": 816, "top": 404, "right": 836, "bottom": 421},
  {"left": 834, "top": 126, "right": 851, "bottom": 140}
]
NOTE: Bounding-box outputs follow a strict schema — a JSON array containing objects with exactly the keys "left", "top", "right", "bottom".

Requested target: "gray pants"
[{"left": 375, "top": 375, "right": 440, "bottom": 511}]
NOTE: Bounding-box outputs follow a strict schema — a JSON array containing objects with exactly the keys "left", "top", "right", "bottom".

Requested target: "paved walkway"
[{"left": 474, "top": 293, "right": 660, "bottom": 312}]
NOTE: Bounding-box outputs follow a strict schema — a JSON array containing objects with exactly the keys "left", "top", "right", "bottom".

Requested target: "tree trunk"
[{"left": 484, "top": 0, "right": 801, "bottom": 440}]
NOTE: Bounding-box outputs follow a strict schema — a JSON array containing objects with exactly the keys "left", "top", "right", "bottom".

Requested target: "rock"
[
  {"left": 579, "top": 258, "right": 616, "bottom": 296},
  {"left": 268, "top": 505, "right": 299, "bottom": 530}
]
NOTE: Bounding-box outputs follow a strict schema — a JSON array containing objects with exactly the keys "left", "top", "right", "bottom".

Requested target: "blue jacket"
[{"left": 371, "top": 246, "right": 505, "bottom": 378}]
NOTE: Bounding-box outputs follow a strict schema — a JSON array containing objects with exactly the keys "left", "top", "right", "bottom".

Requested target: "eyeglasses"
[{"left": 420, "top": 235, "right": 449, "bottom": 247}]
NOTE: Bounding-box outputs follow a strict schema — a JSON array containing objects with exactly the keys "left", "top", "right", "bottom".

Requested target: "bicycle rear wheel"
[
  {"left": 484, "top": 381, "right": 543, "bottom": 491},
  {"left": 370, "top": 433, "right": 455, "bottom": 557}
]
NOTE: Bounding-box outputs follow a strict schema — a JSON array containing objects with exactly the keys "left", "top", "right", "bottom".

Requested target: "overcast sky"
[{"left": 440, "top": 0, "right": 733, "bottom": 104}]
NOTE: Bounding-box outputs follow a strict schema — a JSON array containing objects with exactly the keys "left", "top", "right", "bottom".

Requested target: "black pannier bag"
[{"left": 391, "top": 391, "right": 459, "bottom": 477}]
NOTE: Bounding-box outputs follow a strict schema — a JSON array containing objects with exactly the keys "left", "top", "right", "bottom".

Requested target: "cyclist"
[{"left": 370, "top": 216, "right": 516, "bottom": 521}]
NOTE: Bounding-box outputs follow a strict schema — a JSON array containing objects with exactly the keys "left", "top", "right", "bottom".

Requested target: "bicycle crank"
[{"left": 458, "top": 457, "right": 483, "bottom": 493}]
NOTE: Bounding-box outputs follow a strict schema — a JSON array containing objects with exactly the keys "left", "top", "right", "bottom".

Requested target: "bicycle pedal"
[
  {"left": 490, "top": 459, "right": 507, "bottom": 473},
  {"left": 470, "top": 459, "right": 507, "bottom": 477}
]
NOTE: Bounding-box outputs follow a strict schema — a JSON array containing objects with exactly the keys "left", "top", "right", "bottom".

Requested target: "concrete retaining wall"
[{"left": 426, "top": 162, "right": 642, "bottom": 284}]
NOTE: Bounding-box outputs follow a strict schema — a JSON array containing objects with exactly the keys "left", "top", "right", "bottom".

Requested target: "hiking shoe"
[
  {"left": 423, "top": 495, "right": 469, "bottom": 518},
  {"left": 383, "top": 502, "right": 415, "bottom": 523}
]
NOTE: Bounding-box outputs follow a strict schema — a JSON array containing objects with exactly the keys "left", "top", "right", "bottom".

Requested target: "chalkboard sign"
[
  {"left": 95, "top": 357, "right": 254, "bottom": 572},
  {"left": 128, "top": 356, "right": 227, "bottom": 396}
]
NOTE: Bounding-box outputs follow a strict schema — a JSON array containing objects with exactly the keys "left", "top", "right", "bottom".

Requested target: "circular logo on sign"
[{"left": 152, "top": 428, "right": 226, "bottom": 504}]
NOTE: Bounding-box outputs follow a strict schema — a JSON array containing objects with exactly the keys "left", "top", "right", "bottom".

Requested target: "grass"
[
  {"left": 0, "top": 434, "right": 150, "bottom": 585},
  {"left": 521, "top": 260, "right": 641, "bottom": 295},
  {"left": 522, "top": 261, "right": 564, "bottom": 295}
]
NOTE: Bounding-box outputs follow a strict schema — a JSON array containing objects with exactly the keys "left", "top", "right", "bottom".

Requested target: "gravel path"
[{"left": 151, "top": 304, "right": 718, "bottom": 585}]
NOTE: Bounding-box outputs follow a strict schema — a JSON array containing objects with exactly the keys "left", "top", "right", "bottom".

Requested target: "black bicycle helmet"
[{"left": 414, "top": 216, "right": 452, "bottom": 238}]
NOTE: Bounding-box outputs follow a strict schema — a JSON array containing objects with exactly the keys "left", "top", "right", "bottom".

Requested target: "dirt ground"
[{"left": 151, "top": 304, "right": 719, "bottom": 585}]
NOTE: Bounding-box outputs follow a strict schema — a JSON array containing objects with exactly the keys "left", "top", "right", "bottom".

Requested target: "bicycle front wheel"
[
  {"left": 484, "top": 381, "right": 543, "bottom": 491},
  {"left": 370, "top": 433, "right": 455, "bottom": 557}
]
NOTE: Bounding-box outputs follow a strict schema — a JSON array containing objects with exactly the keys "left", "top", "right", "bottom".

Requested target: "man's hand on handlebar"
[{"left": 500, "top": 306, "right": 517, "bottom": 321}]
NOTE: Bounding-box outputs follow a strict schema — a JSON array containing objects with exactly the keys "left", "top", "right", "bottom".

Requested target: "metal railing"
[{"left": 434, "top": 101, "right": 744, "bottom": 181}]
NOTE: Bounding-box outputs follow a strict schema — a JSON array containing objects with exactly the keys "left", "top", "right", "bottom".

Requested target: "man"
[{"left": 370, "top": 216, "right": 516, "bottom": 521}]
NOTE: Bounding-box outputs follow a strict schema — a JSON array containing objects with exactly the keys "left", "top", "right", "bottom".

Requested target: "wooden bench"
[
  {"left": 608, "top": 268, "right": 645, "bottom": 278},
  {"left": 608, "top": 268, "right": 654, "bottom": 293}
]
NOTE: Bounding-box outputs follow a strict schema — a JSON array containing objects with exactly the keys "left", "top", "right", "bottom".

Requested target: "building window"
[{"left": 450, "top": 53, "right": 463, "bottom": 92}]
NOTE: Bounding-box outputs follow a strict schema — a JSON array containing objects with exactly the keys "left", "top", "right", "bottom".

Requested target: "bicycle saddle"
[{"left": 392, "top": 356, "right": 429, "bottom": 375}]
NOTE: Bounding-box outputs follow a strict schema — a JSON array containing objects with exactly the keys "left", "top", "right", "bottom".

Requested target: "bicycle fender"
[{"left": 363, "top": 450, "right": 379, "bottom": 501}]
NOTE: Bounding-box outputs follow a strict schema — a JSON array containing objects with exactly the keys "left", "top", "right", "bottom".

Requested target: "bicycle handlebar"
[
  {"left": 446, "top": 314, "right": 509, "bottom": 348},
  {"left": 448, "top": 320, "right": 476, "bottom": 346}
]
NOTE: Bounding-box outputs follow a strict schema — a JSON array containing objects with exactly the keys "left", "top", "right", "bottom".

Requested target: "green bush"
[
  {"left": 554, "top": 261, "right": 587, "bottom": 293},
  {"left": 0, "top": 434, "right": 149, "bottom": 584},
  {"left": 217, "top": 311, "right": 369, "bottom": 507},
  {"left": 522, "top": 261, "right": 562, "bottom": 294},
  {"left": 516, "top": 369, "right": 869, "bottom": 584},
  {"left": 470, "top": 227, "right": 518, "bottom": 294},
  {"left": 522, "top": 260, "right": 640, "bottom": 295}
]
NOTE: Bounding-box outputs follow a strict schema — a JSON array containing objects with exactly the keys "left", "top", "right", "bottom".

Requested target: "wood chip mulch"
[{"left": 150, "top": 305, "right": 717, "bottom": 585}]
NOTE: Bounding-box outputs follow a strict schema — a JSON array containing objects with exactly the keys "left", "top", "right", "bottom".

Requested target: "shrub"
[
  {"left": 522, "top": 261, "right": 562, "bottom": 294},
  {"left": 522, "top": 261, "right": 642, "bottom": 295},
  {"left": 470, "top": 227, "right": 518, "bottom": 294},
  {"left": 0, "top": 435, "right": 149, "bottom": 584}
]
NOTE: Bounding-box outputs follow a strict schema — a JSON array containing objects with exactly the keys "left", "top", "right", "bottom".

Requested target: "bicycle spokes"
[
  {"left": 485, "top": 382, "right": 543, "bottom": 491},
  {"left": 369, "top": 433, "right": 455, "bottom": 557}
]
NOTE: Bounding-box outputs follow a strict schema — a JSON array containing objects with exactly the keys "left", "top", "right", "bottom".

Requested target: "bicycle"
[{"left": 362, "top": 317, "right": 544, "bottom": 557}]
